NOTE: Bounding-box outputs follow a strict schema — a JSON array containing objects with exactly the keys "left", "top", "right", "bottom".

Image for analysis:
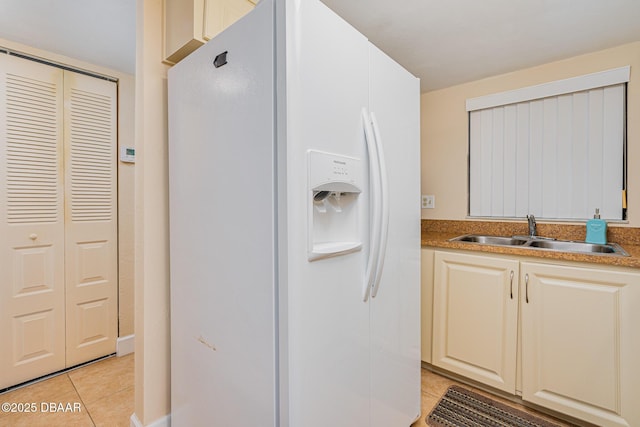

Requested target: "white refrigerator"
[{"left": 168, "top": 0, "right": 421, "bottom": 426}]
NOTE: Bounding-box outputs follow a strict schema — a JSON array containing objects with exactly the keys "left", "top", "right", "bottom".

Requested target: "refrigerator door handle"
[
  {"left": 362, "top": 108, "right": 381, "bottom": 302},
  {"left": 370, "top": 112, "right": 389, "bottom": 298}
]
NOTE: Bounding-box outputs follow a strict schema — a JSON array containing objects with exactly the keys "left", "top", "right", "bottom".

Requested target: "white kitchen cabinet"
[
  {"left": 428, "top": 249, "right": 640, "bottom": 427},
  {"left": 521, "top": 262, "right": 640, "bottom": 427},
  {"left": 164, "top": 0, "right": 256, "bottom": 64},
  {"left": 432, "top": 251, "right": 519, "bottom": 393}
]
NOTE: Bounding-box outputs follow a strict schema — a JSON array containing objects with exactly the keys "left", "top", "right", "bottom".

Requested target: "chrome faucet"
[{"left": 527, "top": 215, "right": 537, "bottom": 237}]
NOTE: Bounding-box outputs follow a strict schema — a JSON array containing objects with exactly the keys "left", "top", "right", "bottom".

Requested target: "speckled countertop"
[{"left": 422, "top": 219, "right": 640, "bottom": 269}]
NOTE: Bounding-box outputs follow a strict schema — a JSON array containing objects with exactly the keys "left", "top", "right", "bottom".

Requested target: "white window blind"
[{"left": 468, "top": 69, "right": 627, "bottom": 220}]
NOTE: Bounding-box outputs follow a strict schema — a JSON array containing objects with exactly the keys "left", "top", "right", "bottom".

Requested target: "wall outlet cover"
[{"left": 422, "top": 195, "right": 435, "bottom": 209}]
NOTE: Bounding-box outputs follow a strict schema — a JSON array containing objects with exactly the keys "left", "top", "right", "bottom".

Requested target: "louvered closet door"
[
  {"left": 63, "top": 71, "right": 117, "bottom": 367},
  {"left": 0, "top": 54, "right": 66, "bottom": 388}
]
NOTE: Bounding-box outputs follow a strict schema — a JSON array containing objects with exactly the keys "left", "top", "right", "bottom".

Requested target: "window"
[{"left": 467, "top": 67, "right": 628, "bottom": 221}]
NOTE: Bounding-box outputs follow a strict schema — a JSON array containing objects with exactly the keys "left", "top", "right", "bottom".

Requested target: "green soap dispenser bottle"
[{"left": 586, "top": 208, "right": 607, "bottom": 244}]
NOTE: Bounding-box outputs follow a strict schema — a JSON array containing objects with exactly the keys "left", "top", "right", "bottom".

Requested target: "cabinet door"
[
  {"left": 204, "top": 0, "right": 255, "bottom": 40},
  {"left": 433, "top": 251, "right": 519, "bottom": 393},
  {"left": 521, "top": 262, "right": 640, "bottom": 427},
  {"left": 165, "top": 0, "right": 256, "bottom": 64}
]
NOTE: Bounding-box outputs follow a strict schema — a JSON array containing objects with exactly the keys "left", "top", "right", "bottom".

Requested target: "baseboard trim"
[
  {"left": 130, "top": 413, "right": 171, "bottom": 427},
  {"left": 130, "top": 413, "right": 142, "bottom": 427},
  {"left": 117, "top": 334, "right": 135, "bottom": 356}
]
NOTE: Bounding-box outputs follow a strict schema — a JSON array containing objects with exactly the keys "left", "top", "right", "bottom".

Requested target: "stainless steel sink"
[
  {"left": 449, "top": 234, "right": 630, "bottom": 256},
  {"left": 451, "top": 235, "right": 529, "bottom": 246},
  {"left": 526, "top": 239, "right": 629, "bottom": 256}
]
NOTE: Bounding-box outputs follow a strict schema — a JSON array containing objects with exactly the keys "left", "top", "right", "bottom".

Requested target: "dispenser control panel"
[
  {"left": 332, "top": 160, "right": 349, "bottom": 177},
  {"left": 308, "top": 150, "right": 361, "bottom": 193}
]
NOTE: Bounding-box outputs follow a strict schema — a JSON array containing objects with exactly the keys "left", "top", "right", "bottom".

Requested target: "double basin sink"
[{"left": 450, "top": 234, "right": 630, "bottom": 256}]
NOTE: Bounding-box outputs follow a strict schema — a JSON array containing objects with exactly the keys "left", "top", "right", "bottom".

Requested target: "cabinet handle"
[
  {"left": 509, "top": 270, "right": 514, "bottom": 299},
  {"left": 525, "top": 273, "right": 529, "bottom": 303}
]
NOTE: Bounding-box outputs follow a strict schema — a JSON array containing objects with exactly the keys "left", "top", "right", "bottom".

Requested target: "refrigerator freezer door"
[
  {"left": 368, "top": 44, "right": 422, "bottom": 427},
  {"left": 283, "top": 0, "right": 371, "bottom": 425},
  {"left": 168, "top": 1, "right": 277, "bottom": 426}
]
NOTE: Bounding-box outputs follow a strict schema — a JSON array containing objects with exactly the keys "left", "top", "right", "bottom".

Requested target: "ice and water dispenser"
[{"left": 307, "top": 150, "right": 362, "bottom": 261}]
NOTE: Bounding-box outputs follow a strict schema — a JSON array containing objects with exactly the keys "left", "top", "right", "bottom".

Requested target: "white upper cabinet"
[{"left": 165, "top": 0, "right": 256, "bottom": 64}]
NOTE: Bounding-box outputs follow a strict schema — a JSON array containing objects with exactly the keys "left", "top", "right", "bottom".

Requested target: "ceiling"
[
  {"left": 322, "top": 0, "right": 640, "bottom": 91},
  {"left": 0, "top": 0, "right": 135, "bottom": 76},
  {"left": 0, "top": 1, "right": 639, "bottom": 92}
]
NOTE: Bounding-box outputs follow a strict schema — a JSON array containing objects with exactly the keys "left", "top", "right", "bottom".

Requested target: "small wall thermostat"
[{"left": 120, "top": 146, "right": 136, "bottom": 163}]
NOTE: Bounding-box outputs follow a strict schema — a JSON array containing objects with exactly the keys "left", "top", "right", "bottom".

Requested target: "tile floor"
[
  {"left": 1, "top": 357, "right": 575, "bottom": 427},
  {"left": 0, "top": 354, "right": 133, "bottom": 427}
]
